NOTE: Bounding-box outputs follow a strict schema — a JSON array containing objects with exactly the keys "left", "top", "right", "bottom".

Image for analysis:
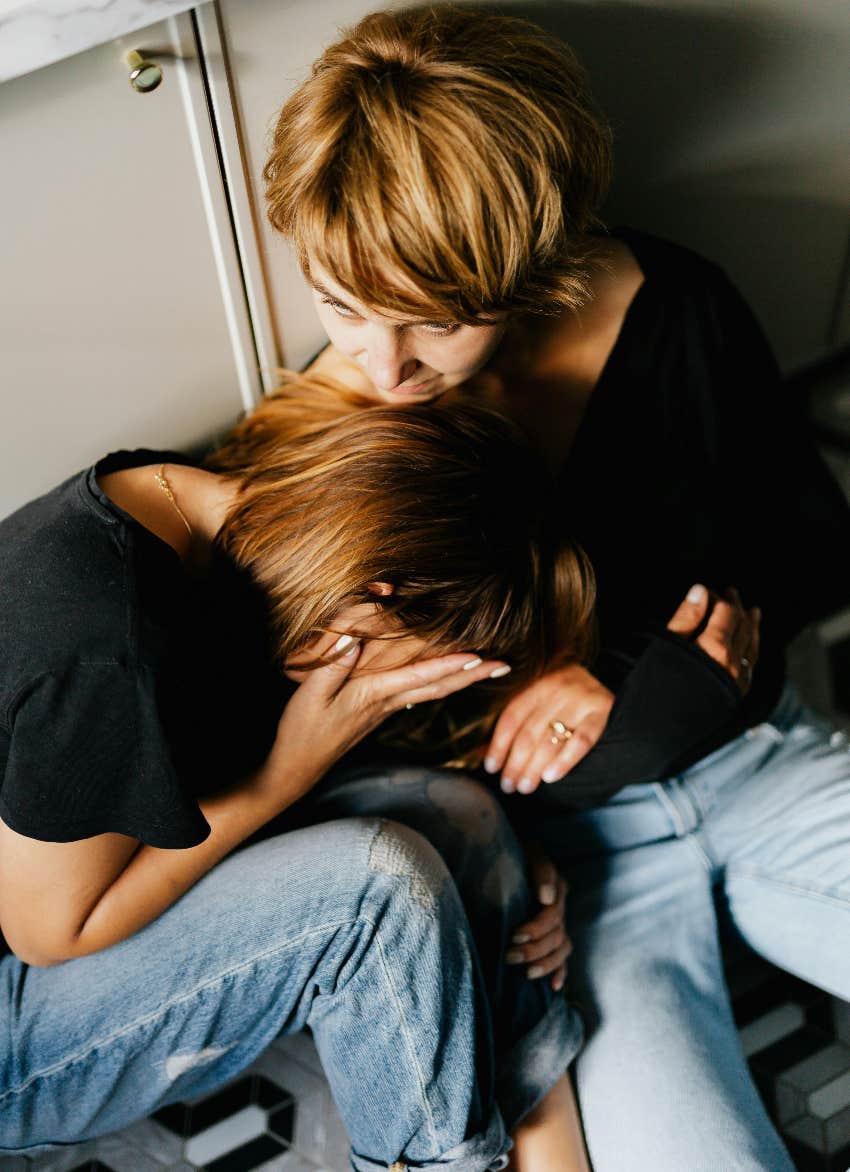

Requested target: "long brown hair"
[
  {"left": 264, "top": 5, "right": 613, "bottom": 325},
  {"left": 207, "top": 376, "right": 595, "bottom": 765}
]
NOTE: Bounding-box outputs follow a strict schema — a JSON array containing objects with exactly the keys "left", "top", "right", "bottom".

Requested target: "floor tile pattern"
[{"left": 3, "top": 967, "right": 850, "bottom": 1172}]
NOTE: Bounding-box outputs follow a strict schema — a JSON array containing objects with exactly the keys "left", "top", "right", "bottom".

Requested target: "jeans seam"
[
  {"left": 729, "top": 866, "right": 850, "bottom": 910},
  {"left": 2, "top": 915, "right": 373, "bottom": 1102}
]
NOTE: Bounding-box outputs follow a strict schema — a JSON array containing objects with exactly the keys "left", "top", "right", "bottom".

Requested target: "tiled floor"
[{"left": 4, "top": 967, "right": 850, "bottom": 1172}]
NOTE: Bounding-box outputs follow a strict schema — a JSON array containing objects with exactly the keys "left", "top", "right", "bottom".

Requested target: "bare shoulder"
[{"left": 527, "top": 236, "right": 645, "bottom": 389}]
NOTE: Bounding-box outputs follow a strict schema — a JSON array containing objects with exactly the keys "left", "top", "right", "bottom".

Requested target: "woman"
[
  {"left": 262, "top": 8, "right": 850, "bottom": 1169},
  {"left": 0, "top": 387, "right": 593, "bottom": 1170}
]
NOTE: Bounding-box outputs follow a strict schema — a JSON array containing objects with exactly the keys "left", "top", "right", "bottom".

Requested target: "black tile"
[
  {"left": 68, "top": 1164, "right": 118, "bottom": 1172},
  {"left": 732, "top": 972, "right": 825, "bottom": 1028},
  {"left": 268, "top": 1099, "right": 296, "bottom": 1143},
  {"left": 204, "top": 1133, "right": 287, "bottom": 1172},
  {"left": 251, "top": 1073, "right": 293, "bottom": 1109},
  {"left": 154, "top": 1077, "right": 254, "bottom": 1137},
  {"left": 783, "top": 1134, "right": 831, "bottom": 1172},
  {"left": 749, "top": 1025, "right": 834, "bottom": 1077}
]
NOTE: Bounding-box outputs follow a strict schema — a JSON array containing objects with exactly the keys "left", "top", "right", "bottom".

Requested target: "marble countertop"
[{"left": 0, "top": 0, "right": 204, "bottom": 83}]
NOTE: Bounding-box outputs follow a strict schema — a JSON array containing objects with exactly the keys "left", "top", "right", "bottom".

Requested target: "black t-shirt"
[
  {"left": 517, "top": 228, "right": 850, "bottom": 812},
  {"left": 0, "top": 451, "right": 289, "bottom": 853}
]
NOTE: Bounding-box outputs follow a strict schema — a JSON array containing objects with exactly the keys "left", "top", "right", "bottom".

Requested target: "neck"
[{"left": 162, "top": 464, "right": 238, "bottom": 551}]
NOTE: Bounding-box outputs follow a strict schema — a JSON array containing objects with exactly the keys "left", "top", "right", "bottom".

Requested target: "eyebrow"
[{"left": 311, "top": 281, "right": 459, "bottom": 328}]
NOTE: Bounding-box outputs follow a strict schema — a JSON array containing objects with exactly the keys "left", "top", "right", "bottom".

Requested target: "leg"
[
  {"left": 299, "top": 765, "right": 583, "bottom": 1129},
  {"left": 539, "top": 794, "right": 795, "bottom": 1172},
  {"left": 694, "top": 694, "right": 850, "bottom": 997},
  {"left": 0, "top": 818, "right": 508, "bottom": 1171}
]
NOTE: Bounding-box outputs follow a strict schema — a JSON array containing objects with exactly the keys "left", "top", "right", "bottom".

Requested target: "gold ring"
[{"left": 548, "top": 719, "right": 574, "bottom": 745}]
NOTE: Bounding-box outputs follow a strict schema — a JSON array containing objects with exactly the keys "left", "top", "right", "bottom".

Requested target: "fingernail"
[
  {"left": 553, "top": 974, "right": 565, "bottom": 992},
  {"left": 489, "top": 665, "right": 512, "bottom": 678},
  {"left": 539, "top": 883, "right": 556, "bottom": 905},
  {"left": 462, "top": 657, "right": 483, "bottom": 670},
  {"left": 505, "top": 949, "right": 524, "bottom": 964},
  {"left": 517, "top": 777, "right": 535, "bottom": 794},
  {"left": 541, "top": 765, "right": 561, "bottom": 783},
  {"left": 527, "top": 965, "right": 544, "bottom": 979},
  {"left": 500, "top": 776, "right": 516, "bottom": 793},
  {"left": 512, "top": 932, "right": 531, "bottom": 944},
  {"left": 687, "top": 584, "right": 706, "bottom": 603},
  {"left": 333, "top": 634, "right": 355, "bottom": 652},
  {"left": 753, "top": 606, "right": 762, "bottom": 622},
  {"left": 483, "top": 756, "right": 499, "bottom": 773}
]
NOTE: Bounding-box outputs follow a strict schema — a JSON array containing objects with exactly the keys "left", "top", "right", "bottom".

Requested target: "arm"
[
  {"left": 0, "top": 643, "right": 505, "bottom": 965},
  {"left": 487, "top": 585, "right": 759, "bottom": 803}
]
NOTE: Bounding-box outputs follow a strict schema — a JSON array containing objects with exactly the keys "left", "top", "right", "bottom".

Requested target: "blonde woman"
[
  {"left": 262, "top": 8, "right": 850, "bottom": 1170},
  {"left": 0, "top": 390, "right": 592, "bottom": 1170}
]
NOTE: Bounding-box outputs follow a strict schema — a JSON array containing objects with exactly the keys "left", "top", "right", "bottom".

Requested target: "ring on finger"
[{"left": 548, "top": 719, "right": 575, "bottom": 745}]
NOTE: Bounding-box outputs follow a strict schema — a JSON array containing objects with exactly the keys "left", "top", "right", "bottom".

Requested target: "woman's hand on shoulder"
[
  {"left": 667, "top": 584, "right": 760, "bottom": 693},
  {"left": 483, "top": 663, "right": 614, "bottom": 795}
]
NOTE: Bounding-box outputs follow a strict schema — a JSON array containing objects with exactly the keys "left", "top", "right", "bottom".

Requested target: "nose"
[{"left": 364, "top": 324, "right": 417, "bottom": 391}]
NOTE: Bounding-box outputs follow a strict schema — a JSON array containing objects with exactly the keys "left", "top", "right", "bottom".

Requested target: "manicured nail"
[
  {"left": 527, "top": 965, "right": 544, "bottom": 979},
  {"left": 483, "top": 756, "right": 499, "bottom": 773},
  {"left": 333, "top": 634, "right": 354, "bottom": 652},
  {"left": 517, "top": 777, "right": 535, "bottom": 794},
  {"left": 500, "top": 776, "right": 516, "bottom": 793},
  {"left": 541, "top": 765, "right": 561, "bottom": 783},
  {"left": 505, "top": 949, "right": 525, "bottom": 964},
  {"left": 489, "top": 665, "right": 512, "bottom": 678},
  {"left": 553, "top": 974, "right": 565, "bottom": 992},
  {"left": 462, "top": 656, "right": 483, "bottom": 670},
  {"left": 512, "top": 932, "right": 531, "bottom": 944},
  {"left": 539, "top": 883, "right": 556, "bottom": 905},
  {"left": 687, "top": 584, "right": 706, "bottom": 603}
]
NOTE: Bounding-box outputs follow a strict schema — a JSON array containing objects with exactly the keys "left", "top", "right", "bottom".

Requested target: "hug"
[{"left": 2, "top": 6, "right": 849, "bottom": 1172}]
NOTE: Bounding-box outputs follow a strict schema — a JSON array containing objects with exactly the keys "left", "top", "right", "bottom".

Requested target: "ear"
[{"left": 366, "top": 581, "right": 395, "bottom": 597}]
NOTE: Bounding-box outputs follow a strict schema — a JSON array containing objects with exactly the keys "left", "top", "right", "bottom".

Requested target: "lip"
[{"left": 384, "top": 379, "right": 437, "bottom": 396}]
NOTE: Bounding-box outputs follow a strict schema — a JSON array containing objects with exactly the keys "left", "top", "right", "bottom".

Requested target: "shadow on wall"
[{"left": 497, "top": 1, "right": 850, "bottom": 373}]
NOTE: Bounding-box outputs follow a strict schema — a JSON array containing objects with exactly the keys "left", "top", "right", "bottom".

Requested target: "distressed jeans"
[
  {"left": 533, "top": 683, "right": 850, "bottom": 1171},
  {"left": 1, "top": 775, "right": 580, "bottom": 1171}
]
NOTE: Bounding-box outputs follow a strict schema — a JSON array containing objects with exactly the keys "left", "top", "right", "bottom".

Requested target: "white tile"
[
  {"left": 809, "top": 1070, "right": 850, "bottom": 1119},
  {"left": 781, "top": 1042, "right": 850, "bottom": 1094},
  {"left": 112, "top": 1116, "right": 183, "bottom": 1164},
  {"left": 271, "top": 1033, "right": 325, "bottom": 1076},
  {"left": 184, "top": 1104, "right": 267, "bottom": 1166},
  {"left": 258, "top": 1150, "right": 323, "bottom": 1171},
  {"left": 739, "top": 1002, "right": 806, "bottom": 1057}
]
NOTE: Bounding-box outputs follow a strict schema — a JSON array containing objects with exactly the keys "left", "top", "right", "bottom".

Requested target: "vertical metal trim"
[
  {"left": 167, "top": 12, "right": 261, "bottom": 413},
  {"left": 194, "top": 3, "right": 283, "bottom": 393}
]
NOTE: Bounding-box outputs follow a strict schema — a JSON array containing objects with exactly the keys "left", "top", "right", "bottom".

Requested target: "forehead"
[{"left": 306, "top": 255, "right": 451, "bottom": 323}]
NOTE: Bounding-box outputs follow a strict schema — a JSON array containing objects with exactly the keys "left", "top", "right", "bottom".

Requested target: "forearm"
[{"left": 65, "top": 762, "right": 313, "bottom": 961}]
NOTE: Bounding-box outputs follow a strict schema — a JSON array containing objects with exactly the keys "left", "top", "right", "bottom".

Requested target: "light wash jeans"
[
  {"left": 1, "top": 774, "right": 580, "bottom": 1172},
  {"left": 534, "top": 682, "right": 850, "bottom": 1171}
]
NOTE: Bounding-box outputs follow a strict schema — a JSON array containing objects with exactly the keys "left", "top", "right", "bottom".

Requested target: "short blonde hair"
[
  {"left": 264, "top": 5, "right": 613, "bottom": 323},
  {"left": 207, "top": 376, "right": 596, "bottom": 765}
]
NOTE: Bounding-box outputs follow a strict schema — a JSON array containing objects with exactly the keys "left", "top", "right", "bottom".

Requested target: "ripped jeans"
[
  {"left": 534, "top": 682, "right": 850, "bottom": 1172},
  {"left": 0, "top": 772, "right": 581, "bottom": 1172}
]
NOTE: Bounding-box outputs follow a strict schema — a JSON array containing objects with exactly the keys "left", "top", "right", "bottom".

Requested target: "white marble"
[{"left": 0, "top": 0, "right": 205, "bottom": 83}]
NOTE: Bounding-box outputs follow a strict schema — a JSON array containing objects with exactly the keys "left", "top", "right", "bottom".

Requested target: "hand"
[
  {"left": 484, "top": 664, "right": 614, "bottom": 794},
  {"left": 667, "top": 584, "right": 760, "bottom": 693},
  {"left": 506, "top": 844, "right": 571, "bottom": 992},
  {"left": 262, "top": 634, "right": 510, "bottom": 804}
]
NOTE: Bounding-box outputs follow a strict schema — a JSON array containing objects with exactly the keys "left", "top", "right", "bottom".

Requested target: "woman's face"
[{"left": 308, "top": 258, "right": 507, "bottom": 405}]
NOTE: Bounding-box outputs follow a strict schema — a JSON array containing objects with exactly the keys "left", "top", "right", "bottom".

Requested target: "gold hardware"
[{"left": 124, "top": 50, "right": 163, "bottom": 94}]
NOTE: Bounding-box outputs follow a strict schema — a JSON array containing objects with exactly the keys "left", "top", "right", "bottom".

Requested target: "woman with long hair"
[
  {"left": 0, "top": 385, "right": 593, "bottom": 1170},
  {"left": 261, "top": 7, "right": 850, "bottom": 1169}
]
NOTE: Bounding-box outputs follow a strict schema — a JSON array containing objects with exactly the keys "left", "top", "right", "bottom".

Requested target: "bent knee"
[{"left": 366, "top": 818, "right": 452, "bottom": 913}]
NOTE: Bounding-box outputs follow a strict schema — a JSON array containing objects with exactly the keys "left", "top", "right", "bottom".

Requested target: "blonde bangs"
[{"left": 264, "top": 7, "right": 613, "bottom": 321}]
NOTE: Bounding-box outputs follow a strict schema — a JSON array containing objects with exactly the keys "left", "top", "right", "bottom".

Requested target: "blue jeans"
[
  {"left": 1, "top": 775, "right": 580, "bottom": 1171},
  {"left": 535, "top": 683, "right": 850, "bottom": 1171}
]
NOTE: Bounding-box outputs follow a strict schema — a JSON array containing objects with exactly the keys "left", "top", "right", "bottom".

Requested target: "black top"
[
  {"left": 0, "top": 451, "right": 288, "bottom": 852},
  {"left": 518, "top": 228, "right": 850, "bottom": 812}
]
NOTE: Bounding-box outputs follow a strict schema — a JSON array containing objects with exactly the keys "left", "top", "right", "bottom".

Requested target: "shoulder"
[{"left": 0, "top": 470, "right": 136, "bottom": 711}]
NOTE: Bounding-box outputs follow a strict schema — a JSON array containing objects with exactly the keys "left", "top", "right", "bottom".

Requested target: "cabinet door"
[{"left": 0, "top": 14, "right": 258, "bottom": 520}]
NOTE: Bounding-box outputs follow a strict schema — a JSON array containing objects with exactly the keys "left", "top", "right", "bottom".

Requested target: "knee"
[{"left": 364, "top": 818, "right": 453, "bottom": 916}]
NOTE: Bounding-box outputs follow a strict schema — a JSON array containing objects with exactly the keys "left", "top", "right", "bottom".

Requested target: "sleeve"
[
  {"left": 524, "top": 630, "right": 741, "bottom": 812},
  {"left": 523, "top": 261, "right": 850, "bottom": 812},
  {"left": 0, "top": 664, "right": 211, "bottom": 848}
]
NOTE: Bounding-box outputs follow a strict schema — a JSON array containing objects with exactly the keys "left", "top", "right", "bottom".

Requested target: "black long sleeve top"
[{"left": 521, "top": 228, "right": 850, "bottom": 811}]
